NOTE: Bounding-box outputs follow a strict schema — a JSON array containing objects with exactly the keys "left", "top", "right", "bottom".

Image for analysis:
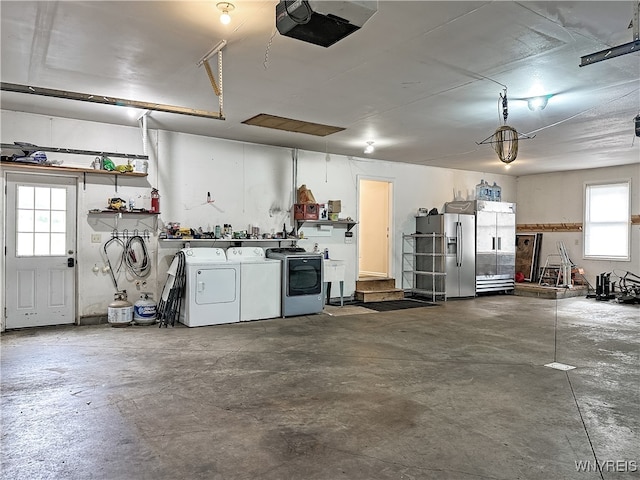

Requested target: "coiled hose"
[{"left": 124, "top": 235, "right": 151, "bottom": 278}]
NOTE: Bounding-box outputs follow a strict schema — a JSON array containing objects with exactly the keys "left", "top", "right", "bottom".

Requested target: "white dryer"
[
  {"left": 180, "top": 248, "right": 240, "bottom": 327},
  {"left": 227, "top": 246, "right": 282, "bottom": 321}
]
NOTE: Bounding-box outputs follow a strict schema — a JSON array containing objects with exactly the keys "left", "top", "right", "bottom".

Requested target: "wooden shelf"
[
  {"left": 295, "top": 219, "right": 357, "bottom": 231},
  {"left": 517, "top": 222, "right": 582, "bottom": 233},
  {"left": 1, "top": 161, "right": 146, "bottom": 177},
  {"left": 517, "top": 217, "right": 640, "bottom": 232},
  {"left": 88, "top": 210, "right": 159, "bottom": 215},
  {"left": 159, "top": 238, "right": 296, "bottom": 246},
  {"left": 87, "top": 210, "right": 159, "bottom": 231}
]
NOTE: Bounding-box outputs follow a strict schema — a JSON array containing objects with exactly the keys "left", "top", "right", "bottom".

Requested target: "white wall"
[
  {"left": 1, "top": 111, "right": 157, "bottom": 330},
  {"left": 153, "top": 132, "right": 516, "bottom": 300},
  {"left": 2, "top": 110, "right": 517, "bottom": 330},
  {"left": 516, "top": 164, "right": 640, "bottom": 286},
  {"left": 293, "top": 149, "right": 516, "bottom": 295}
]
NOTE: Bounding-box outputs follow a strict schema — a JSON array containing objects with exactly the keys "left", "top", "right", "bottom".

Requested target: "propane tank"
[
  {"left": 134, "top": 293, "right": 157, "bottom": 325},
  {"left": 108, "top": 291, "right": 133, "bottom": 327}
]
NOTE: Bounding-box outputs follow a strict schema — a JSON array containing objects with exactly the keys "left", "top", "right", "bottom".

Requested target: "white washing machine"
[
  {"left": 180, "top": 248, "right": 241, "bottom": 327},
  {"left": 227, "top": 246, "right": 282, "bottom": 321}
]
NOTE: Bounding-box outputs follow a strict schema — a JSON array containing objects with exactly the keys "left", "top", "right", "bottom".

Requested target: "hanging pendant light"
[
  {"left": 492, "top": 125, "right": 519, "bottom": 164},
  {"left": 476, "top": 88, "right": 534, "bottom": 164}
]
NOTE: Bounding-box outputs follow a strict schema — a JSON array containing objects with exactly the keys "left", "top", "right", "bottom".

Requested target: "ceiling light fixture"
[
  {"left": 217, "top": 2, "right": 234, "bottom": 25},
  {"left": 476, "top": 87, "right": 535, "bottom": 164},
  {"left": 527, "top": 95, "right": 549, "bottom": 111},
  {"left": 364, "top": 141, "right": 375, "bottom": 154}
]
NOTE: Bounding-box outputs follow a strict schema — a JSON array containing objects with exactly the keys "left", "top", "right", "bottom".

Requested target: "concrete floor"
[{"left": 1, "top": 296, "right": 638, "bottom": 480}]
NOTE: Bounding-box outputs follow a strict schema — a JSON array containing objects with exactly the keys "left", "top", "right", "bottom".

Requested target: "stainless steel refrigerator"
[
  {"left": 415, "top": 214, "right": 476, "bottom": 298},
  {"left": 445, "top": 200, "right": 516, "bottom": 293}
]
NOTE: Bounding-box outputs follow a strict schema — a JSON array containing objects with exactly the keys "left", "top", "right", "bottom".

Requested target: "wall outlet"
[{"left": 91, "top": 234, "right": 102, "bottom": 243}]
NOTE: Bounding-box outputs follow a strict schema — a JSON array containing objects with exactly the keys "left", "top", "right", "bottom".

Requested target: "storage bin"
[
  {"left": 293, "top": 203, "right": 319, "bottom": 220},
  {"left": 328, "top": 200, "right": 342, "bottom": 213}
]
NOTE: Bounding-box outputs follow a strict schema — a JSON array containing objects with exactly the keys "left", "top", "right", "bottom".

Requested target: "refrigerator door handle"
[
  {"left": 456, "top": 222, "right": 462, "bottom": 267},
  {"left": 497, "top": 237, "right": 502, "bottom": 251},
  {"left": 492, "top": 236, "right": 496, "bottom": 251}
]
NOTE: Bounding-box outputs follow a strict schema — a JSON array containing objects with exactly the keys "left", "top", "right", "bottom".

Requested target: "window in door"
[
  {"left": 584, "top": 180, "right": 630, "bottom": 260},
  {"left": 16, "top": 185, "right": 67, "bottom": 256}
]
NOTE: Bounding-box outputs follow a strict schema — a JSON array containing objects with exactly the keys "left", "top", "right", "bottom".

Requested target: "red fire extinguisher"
[{"left": 150, "top": 188, "right": 160, "bottom": 213}]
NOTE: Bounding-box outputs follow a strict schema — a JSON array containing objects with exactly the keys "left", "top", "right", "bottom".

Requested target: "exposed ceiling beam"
[{"left": 0, "top": 82, "right": 225, "bottom": 120}]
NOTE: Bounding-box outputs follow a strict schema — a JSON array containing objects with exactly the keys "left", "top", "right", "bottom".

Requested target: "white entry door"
[{"left": 5, "top": 173, "right": 77, "bottom": 328}]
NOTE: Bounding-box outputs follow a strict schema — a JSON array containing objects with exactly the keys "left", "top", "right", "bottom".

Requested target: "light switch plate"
[{"left": 91, "top": 234, "right": 102, "bottom": 243}]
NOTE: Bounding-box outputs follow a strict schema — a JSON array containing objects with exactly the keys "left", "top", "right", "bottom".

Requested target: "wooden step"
[
  {"left": 356, "top": 277, "right": 396, "bottom": 291},
  {"left": 355, "top": 288, "right": 406, "bottom": 303},
  {"left": 355, "top": 277, "right": 404, "bottom": 303}
]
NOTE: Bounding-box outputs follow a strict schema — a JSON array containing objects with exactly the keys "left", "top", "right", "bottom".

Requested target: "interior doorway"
[{"left": 358, "top": 177, "right": 392, "bottom": 278}]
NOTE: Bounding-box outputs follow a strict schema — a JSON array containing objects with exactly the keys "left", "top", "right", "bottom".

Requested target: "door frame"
[
  {"left": 356, "top": 175, "right": 394, "bottom": 279},
  {"left": 1, "top": 172, "right": 4, "bottom": 332},
  {"left": 3, "top": 170, "right": 79, "bottom": 329}
]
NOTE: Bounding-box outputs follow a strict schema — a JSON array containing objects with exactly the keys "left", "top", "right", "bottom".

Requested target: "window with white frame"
[
  {"left": 584, "top": 180, "right": 630, "bottom": 260},
  {"left": 16, "top": 185, "right": 67, "bottom": 256}
]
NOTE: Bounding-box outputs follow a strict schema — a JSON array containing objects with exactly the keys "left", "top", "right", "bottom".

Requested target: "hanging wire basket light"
[
  {"left": 476, "top": 88, "right": 534, "bottom": 164},
  {"left": 492, "top": 125, "right": 519, "bottom": 163}
]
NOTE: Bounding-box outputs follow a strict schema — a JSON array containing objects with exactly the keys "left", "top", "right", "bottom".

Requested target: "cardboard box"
[
  {"left": 328, "top": 200, "right": 341, "bottom": 213},
  {"left": 293, "top": 203, "right": 319, "bottom": 220}
]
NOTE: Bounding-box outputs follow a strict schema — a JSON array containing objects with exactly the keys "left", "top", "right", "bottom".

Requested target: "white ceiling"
[{"left": 1, "top": 1, "right": 638, "bottom": 176}]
